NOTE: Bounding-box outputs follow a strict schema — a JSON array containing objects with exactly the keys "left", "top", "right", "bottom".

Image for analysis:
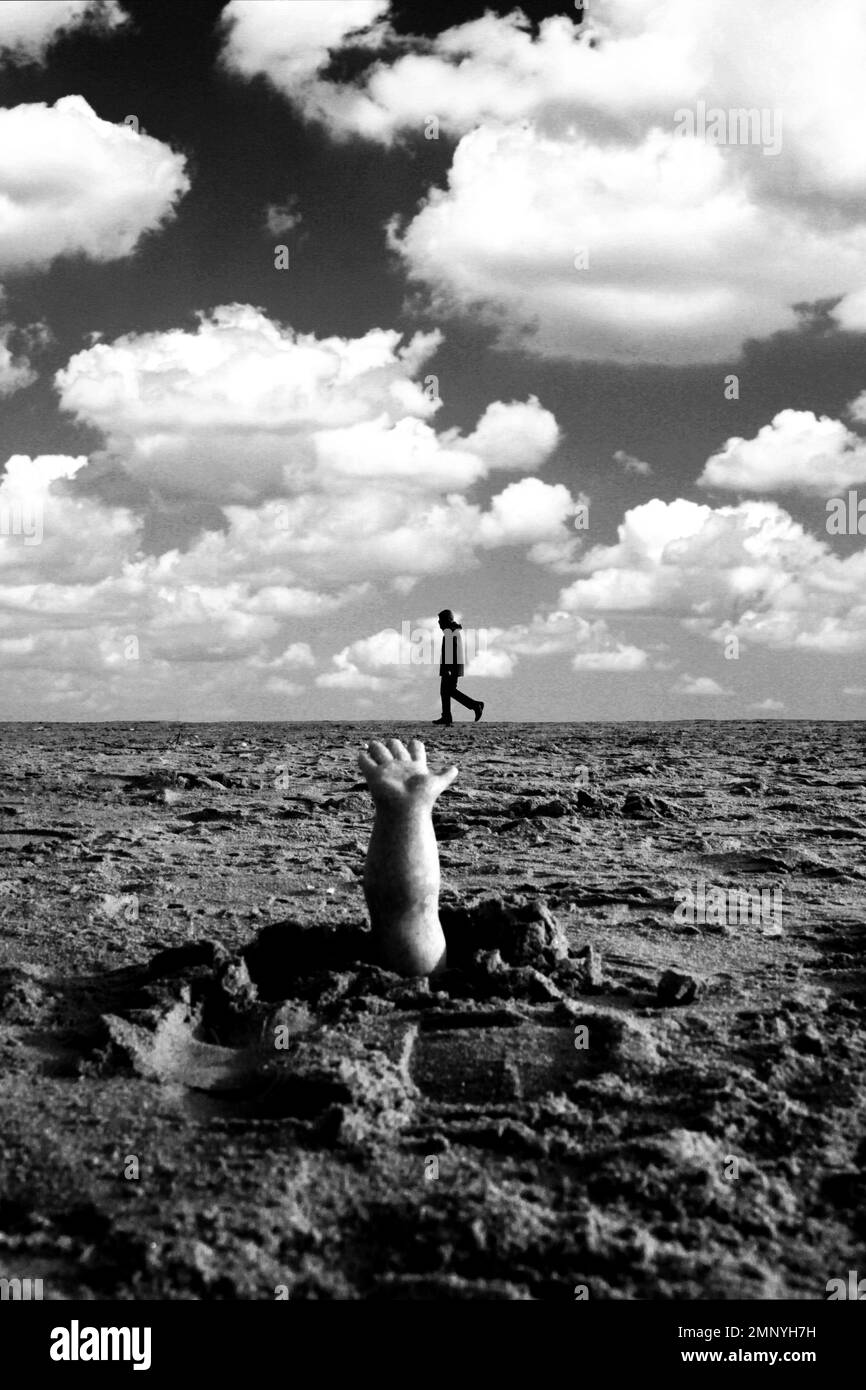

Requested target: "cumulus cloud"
[
  {"left": 215, "top": 5, "right": 721, "bottom": 145},
  {"left": 463, "top": 397, "right": 560, "bottom": 472},
  {"left": 221, "top": 1, "right": 390, "bottom": 97},
  {"left": 0, "top": 96, "right": 189, "bottom": 272},
  {"left": 466, "top": 646, "right": 515, "bottom": 678},
  {"left": 572, "top": 646, "right": 648, "bottom": 672},
  {"left": 55, "top": 307, "right": 571, "bottom": 585},
  {"left": 832, "top": 290, "right": 866, "bottom": 332},
  {"left": 315, "top": 615, "right": 507, "bottom": 691},
  {"left": 477, "top": 477, "right": 574, "bottom": 547},
  {"left": 264, "top": 199, "right": 302, "bottom": 236},
  {"left": 263, "top": 676, "right": 304, "bottom": 698},
  {"left": 0, "top": 291, "right": 51, "bottom": 396},
  {"left": 750, "top": 697, "right": 786, "bottom": 711},
  {"left": 843, "top": 388, "right": 866, "bottom": 426},
  {"left": 315, "top": 607, "right": 649, "bottom": 693},
  {"left": 675, "top": 674, "right": 733, "bottom": 697},
  {"left": 222, "top": 1, "right": 866, "bottom": 363},
  {"left": 56, "top": 309, "right": 446, "bottom": 500},
  {"left": 56, "top": 308, "right": 559, "bottom": 504},
  {"left": 0, "top": 454, "right": 140, "bottom": 581},
  {"left": 0, "top": 0, "right": 125, "bottom": 61},
  {"left": 0, "top": 323, "right": 36, "bottom": 396},
  {"left": 269, "top": 641, "right": 315, "bottom": 668},
  {"left": 614, "top": 449, "right": 652, "bottom": 476},
  {"left": 227, "top": 0, "right": 866, "bottom": 198},
  {"left": 698, "top": 409, "right": 866, "bottom": 495},
  {"left": 558, "top": 497, "right": 866, "bottom": 653},
  {"left": 0, "top": 449, "right": 360, "bottom": 700},
  {"left": 0, "top": 303, "right": 578, "bottom": 713},
  {"left": 389, "top": 123, "right": 866, "bottom": 365}
]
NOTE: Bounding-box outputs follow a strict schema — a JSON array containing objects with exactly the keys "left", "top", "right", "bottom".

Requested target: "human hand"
[{"left": 358, "top": 738, "right": 458, "bottom": 811}]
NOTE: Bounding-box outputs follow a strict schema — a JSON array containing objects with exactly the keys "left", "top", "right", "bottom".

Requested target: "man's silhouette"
[{"left": 432, "top": 609, "right": 484, "bottom": 725}]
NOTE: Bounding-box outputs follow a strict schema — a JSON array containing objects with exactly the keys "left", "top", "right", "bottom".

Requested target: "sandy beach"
[{"left": 0, "top": 719, "right": 863, "bottom": 1300}]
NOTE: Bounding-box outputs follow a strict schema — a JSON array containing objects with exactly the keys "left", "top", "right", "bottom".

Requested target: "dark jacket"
[{"left": 439, "top": 624, "right": 465, "bottom": 676}]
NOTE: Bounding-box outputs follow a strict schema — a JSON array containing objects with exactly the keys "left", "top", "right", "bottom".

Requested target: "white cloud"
[
  {"left": 389, "top": 122, "right": 866, "bottom": 366},
  {"left": 0, "top": 324, "right": 35, "bottom": 396},
  {"left": 221, "top": 1, "right": 389, "bottom": 80},
  {"left": 54, "top": 308, "right": 574, "bottom": 591},
  {"left": 56, "top": 309, "right": 560, "bottom": 503},
  {"left": 264, "top": 200, "right": 302, "bottom": 236},
  {"left": 263, "top": 676, "right": 304, "bottom": 698},
  {"left": 0, "top": 451, "right": 363, "bottom": 688},
  {"left": 0, "top": 454, "right": 140, "bottom": 580},
  {"left": 750, "top": 697, "right": 785, "bottom": 711},
  {"left": 220, "top": 0, "right": 392, "bottom": 138},
  {"left": 572, "top": 645, "right": 648, "bottom": 672},
  {"left": 221, "top": 1, "right": 866, "bottom": 364},
  {"left": 466, "top": 646, "right": 515, "bottom": 678},
  {"left": 56, "top": 309, "right": 444, "bottom": 500},
  {"left": 843, "top": 388, "right": 866, "bottom": 425},
  {"left": 675, "top": 674, "right": 733, "bottom": 697},
  {"left": 315, "top": 616, "right": 515, "bottom": 690},
  {"left": 0, "top": 1, "right": 125, "bottom": 60},
  {"left": 559, "top": 497, "right": 866, "bottom": 653},
  {"left": 698, "top": 409, "right": 866, "bottom": 495},
  {"left": 833, "top": 290, "right": 866, "bottom": 332},
  {"left": 0, "top": 305, "right": 580, "bottom": 713},
  {"left": 478, "top": 477, "right": 575, "bottom": 548},
  {"left": 614, "top": 449, "right": 652, "bottom": 476},
  {"left": 463, "top": 397, "right": 560, "bottom": 472},
  {"left": 475, "top": 609, "right": 649, "bottom": 674},
  {"left": 316, "top": 651, "right": 390, "bottom": 692},
  {"left": 315, "top": 607, "right": 648, "bottom": 693},
  {"left": 232, "top": 0, "right": 866, "bottom": 200},
  {"left": 0, "top": 96, "right": 189, "bottom": 272},
  {"left": 0, "top": 292, "right": 50, "bottom": 396},
  {"left": 273, "top": 641, "right": 315, "bottom": 668}
]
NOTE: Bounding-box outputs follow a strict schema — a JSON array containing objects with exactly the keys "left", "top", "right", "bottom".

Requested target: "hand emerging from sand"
[
  {"left": 358, "top": 738, "right": 458, "bottom": 977},
  {"left": 358, "top": 737, "right": 458, "bottom": 809}
]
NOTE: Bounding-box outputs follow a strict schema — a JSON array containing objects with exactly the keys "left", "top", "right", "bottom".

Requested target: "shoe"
[
  {"left": 432, "top": 716, "right": 453, "bottom": 725},
  {"left": 474, "top": 702, "right": 485, "bottom": 722}
]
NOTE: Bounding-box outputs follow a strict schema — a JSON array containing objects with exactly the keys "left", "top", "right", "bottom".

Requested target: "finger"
[
  {"left": 434, "top": 764, "right": 459, "bottom": 791},
  {"left": 386, "top": 737, "right": 411, "bottom": 761},
  {"left": 366, "top": 739, "right": 393, "bottom": 764},
  {"left": 357, "top": 751, "right": 379, "bottom": 779},
  {"left": 408, "top": 738, "right": 427, "bottom": 767}
]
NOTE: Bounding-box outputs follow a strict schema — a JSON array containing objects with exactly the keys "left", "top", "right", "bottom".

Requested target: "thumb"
[{"left": 434, "top": 764, "right": 459, "bottom": 792}]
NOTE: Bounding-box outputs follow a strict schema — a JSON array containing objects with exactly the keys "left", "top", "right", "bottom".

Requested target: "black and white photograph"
[{"left": 0, "top": 0, "right": 863, "bottom": 1352}]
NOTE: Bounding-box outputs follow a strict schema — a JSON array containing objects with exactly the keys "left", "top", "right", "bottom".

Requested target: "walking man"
[{"left": 432, "top": 609, "right": 484, "bottom": 726}]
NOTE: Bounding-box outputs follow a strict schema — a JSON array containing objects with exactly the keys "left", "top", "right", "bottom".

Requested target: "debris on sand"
[
  {"left": 508, "top": 796, "right": 569, "bottom": 819},
  {"left": 0, "top": 963, "right": 57, "bottom": 1025},
  {"left": 656, "top": 969, "right": 702, "bottom": 1006},
  {"left": 571, "top": 943, "right": 605, "bottom": 991},
  {"left": 622, "top": 790, "right": 682, "bottom": 820},
  {"left": 439, "top": 897, "right": 569, "bottom": 969}
]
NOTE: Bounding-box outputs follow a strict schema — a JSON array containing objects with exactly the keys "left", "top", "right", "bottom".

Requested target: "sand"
[{"left": 0, "top": 719, "right": 863, "bottom": 1300}]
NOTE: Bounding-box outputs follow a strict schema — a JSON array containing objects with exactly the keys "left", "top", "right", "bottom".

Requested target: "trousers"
[{"left": 440, "top": 668, "right": 477, "bottom": 719}]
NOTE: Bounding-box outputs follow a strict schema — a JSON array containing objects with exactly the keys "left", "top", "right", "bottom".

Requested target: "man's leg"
[
  {"left": 450, "top": 685, "right": 477, "bottom": 710},
  {"left": 440, "top": 673, "right": 453, "bottom": 720},
  {"left": 451, "top": 682, "right": 483, "bottom": 718}
]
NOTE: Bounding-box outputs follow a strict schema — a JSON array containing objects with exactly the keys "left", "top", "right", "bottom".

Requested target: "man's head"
[{"left": 438, "top": 608, "right": 457, "bottom": 630}]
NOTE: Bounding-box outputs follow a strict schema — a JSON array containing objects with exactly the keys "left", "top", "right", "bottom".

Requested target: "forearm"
[{"left": 363, "top": 804, "right": 446, "bottom": 975}]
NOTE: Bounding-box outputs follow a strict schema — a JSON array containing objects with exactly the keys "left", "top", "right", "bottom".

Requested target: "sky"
[{"left": 0, "top": 0, "right": 864, "bottom": 721}]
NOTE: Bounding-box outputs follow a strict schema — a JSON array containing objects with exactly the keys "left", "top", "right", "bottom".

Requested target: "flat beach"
[{"left": 1, "top": 719, "right": 863, "bottom": 1300}]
